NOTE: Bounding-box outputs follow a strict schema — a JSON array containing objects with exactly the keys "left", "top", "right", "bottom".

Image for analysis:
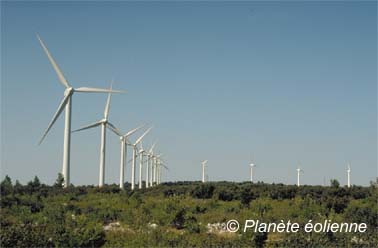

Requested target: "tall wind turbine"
[
  {"left": 201, "top": 160, "right": 208, "bottom": 183},
  {"left": 152, "top": 153, "right": 163, "bottom": 186},
  {"left": 138, "top": 143, "right": 147, "bottom": 189},
  {"left": 72, "top": 82, "right": 122, "bottom": 187},
  {"left": 249, "top": 163, "right": 256, "bottom": 183},
  {"left": 118, "top": 125, "right": 144, "bottom": 189},
  {"left": 37, "top": 35, "right": 124, "bottom": 187},
  {"left": 131, "top": 127, "right": 152, "bottom": 190},
  {"left": 296, "top": 167, "right": 304, "bottom": 187},
  {"left": 347, "top": 163, "right": 351, "bottom": 188},
  {"left": 146, "top": 142, "right": 156, "bottom": 188},
  {"left": 157, "top": 159, "right": 168, "bottom": 185}
]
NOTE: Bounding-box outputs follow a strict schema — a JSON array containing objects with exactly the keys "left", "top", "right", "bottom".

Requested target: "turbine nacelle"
[{"left": 64, "top": 87, "right": 74, "bottom": 96}]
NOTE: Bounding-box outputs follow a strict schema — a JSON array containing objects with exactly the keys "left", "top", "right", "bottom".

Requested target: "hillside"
[{"left": 1, "top": 175, "right": 377, "bottom": 247}]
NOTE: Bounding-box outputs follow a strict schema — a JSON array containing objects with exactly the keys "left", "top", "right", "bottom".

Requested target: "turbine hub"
[{"left": 64, "top": 87, "right": 74, "bottom": 96}]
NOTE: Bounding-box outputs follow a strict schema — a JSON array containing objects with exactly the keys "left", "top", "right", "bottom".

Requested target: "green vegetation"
[{"left": 1, "top": 175, "right": 377, "bottom": 247}]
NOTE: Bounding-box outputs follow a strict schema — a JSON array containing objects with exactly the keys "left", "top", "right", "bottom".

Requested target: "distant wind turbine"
[
  {"left": 296, "top": 167, "right": 304, "bottom": 187},
  {"left": 347, "top": 163, "right": 351, "bottom": 188},
  {"left": 118, "top": 125, "right": 144, "bottom": 189},
  {"left": 249, "top": 163, "right": 256, "bottom": 183},
  {"left": 146, "top": 142, "right": 156, "bottom": 188},
  {"left": 201, "top": 160, "right": 208, "bottom": 183},
  {"left": 37, "top": 35, "right": 125, "bottom": 187},
  {"left": 138, "top": 143, "right": 147, "bottom": 189},
  {"left": 131, "top": 127, "right": 152, "bottom": 190},
  {"left": 72, "top": 82, "right": 123, "bottom": 187}
]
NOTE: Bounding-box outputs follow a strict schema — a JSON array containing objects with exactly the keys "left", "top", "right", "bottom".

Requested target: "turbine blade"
[
  {"left": 104, "top": 80, "right": 114, "bottom": 119},
  {"left": 38, "top": 94, "right": 70, "bottom": 144},
  {"left": 107, "top": 122, "right": 122, "bottom": 136},
  {"left": 124, "top": 124, "right": 145, "bottom": 137},
  {"left": 36, "top": 35, "right": 70, "bottom": 88},
  {"left": 75, "top": 87, "right": 126, "bottom": 94},
  {"left": 72, "top": 121, "right": 102, "bottom": 133},
  {"left": 148, "top": 141, "right": 157, "bottom": 153},
  {"left": 134, "top": 126, "right": 153, "bottom": 145}
]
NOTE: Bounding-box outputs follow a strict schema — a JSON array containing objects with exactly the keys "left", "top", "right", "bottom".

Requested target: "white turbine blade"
[
  {"left": 107, "top": 122, "right": 122, "bottom": 136},
  {"left": 38, "top": 94, "right": 70, "bottom": 145},
  {"left": 75, "top": 87, "right": 126, "bottom": 94},
  {"left": 104, "top": 81, "right": 113, "bottom": 119},
  {"left": 134, "top": 126, "right": 153, "bottom": 145},
  {"left": 148, "top": 141, "right": 157, "bottom": 153},
  {"left": 124, "top": 124, "right": 145, "bottom": 137},
  {"left": 37, "top": 35, "right": 70, "bottom": 88},
  {"left": 202, "top": 160, "right": 208, "bottom": 164},
  {"left": 72, "top": 120, "right": 102, "bottom": 133}
]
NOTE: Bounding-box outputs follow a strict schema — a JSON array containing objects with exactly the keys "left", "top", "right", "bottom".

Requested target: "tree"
[
  {"left": 0, "top": 175, "right": 13, "bottom": 195},
  {"left": 240, "top": 188, "right": 255, "bottom": 207},
  {"left": 54, "top": 173, "right": 65, "bottom": 188},
  {"left": 330, "top": 179, "right": 340, "bottom": 188}
]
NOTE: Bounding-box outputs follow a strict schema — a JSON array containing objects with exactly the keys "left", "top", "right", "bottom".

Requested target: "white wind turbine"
[
  {"left": 153, "top": 153, "right": 166, "bottom": 185},
  {"left": 347, "top": 163, "right": 351, "bottom": 188},
  {"left": 152, "top": 153, "right": 163, "bottom": 186},
  {"left": 138, "top": 143, "right": 147, "bottom": 189},
  {"left": 296, "top": 167, "right": 304, "bottom": 187},
  {"left": 118, "top": 125, "right": 144, "bottom": 189},
  {"left": 37, "top": 35, "right": 124, "bottom": 188},
  {"left": 146, "top": 142, "right": 156, "bottom": 188},
  {"left": 201, "top": 160, "right": 208, "bottom": 183},
  {"left": 157, "top": 158, "right": 169, "bottom": 185},
  {"left": 131, "top": 127, "right": 152, "bottom": 190},
  {"left": 72, "top": 83, "right": 123, "bottom": 187},
  {"left": 249, "top": 163, "right": 256, "bottom": 183}
]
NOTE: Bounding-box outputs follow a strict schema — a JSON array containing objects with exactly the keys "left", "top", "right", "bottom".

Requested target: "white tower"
[
  {"left": 347, "top": 163, "right": 351, "bottom": 188},
  {"left": 296, "top": 167, "right": 303, "bottom": 187},
  {"left": 249, "top": 163, "right": 256, "bottom": 183},
  {"left": 201, "top": 160, "right": 208, "bottom": 183}
]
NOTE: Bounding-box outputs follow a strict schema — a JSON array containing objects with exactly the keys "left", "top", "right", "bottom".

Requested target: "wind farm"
[{"left": 2, "top": 2, "right": 377, "bottom": 247}]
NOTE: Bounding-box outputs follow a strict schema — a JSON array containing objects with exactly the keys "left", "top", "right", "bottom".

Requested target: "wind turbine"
[
  {"left": 152, "top": 153, "right": 163, "bottom": 186},
  {"left": 155, "top": 154, "right": 167, "bottom": 185},
  {"left": 72, "top": 83, "right": 123, "bottom": 187},
  {"left": 201, "top": 160, "right": 208, "bottom": 183},
  {"left": 37, "top": 35, "right": 124, "bottom": 188},
  {"left": 296, "top": 167, "right": 304, "bottom": 187},
  {"left": 146, "top": 142, "right": 156, "bottom": 188},
  {"left": 131, "top": 127, "right": 152, "bottom": 190},
  {"left": 347, "top": 163, "right": 351, "bottom": 188},
  {"left": 138, "top": 143, "right": 147, "bottom": 189},
  {"left": 249, "top": 163, "right": 256, "bottom": 183},
  {"left": 118, "top": 125, "right": 144, "bottom": 189}
]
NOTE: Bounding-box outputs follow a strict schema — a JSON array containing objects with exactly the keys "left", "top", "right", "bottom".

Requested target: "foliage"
[{"left": 1, "top": 175, "right": 377, "bottom": 247}]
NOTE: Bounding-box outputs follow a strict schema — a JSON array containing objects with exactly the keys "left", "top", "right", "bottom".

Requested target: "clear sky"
[{"left": 1, "top": 1, "right": 377, "bottom": 186}]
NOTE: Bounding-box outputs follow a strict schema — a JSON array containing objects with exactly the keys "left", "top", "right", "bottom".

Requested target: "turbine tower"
[
  {"left": 296, "top": 167, "right": 304, "bottom": 187},
  {"left": 249, "top": 163, "right": 256, "bottom": 183},
  {"left": 72, "top": 83, "right": 123, "bottom": 187},
  {"left": 201, "top": 160, "right": 208, "bottom": 183},
  {"left": 347, "top": 163, "right": 351, "bottom": 188},
  {"left": 118, "top": 125, "right": 144, "bottom": 189},
  {"left": 131, "top": 127, "right": 152, "bottom": 190},
  {"left": 138, "top": 143, "right": 147, "bottom": 189},
  {"left": 146, "top": 142, "right": 156, "bottom": 188},
  {"left": 37, "top": 35, "right": 124, "bottom": 188}
]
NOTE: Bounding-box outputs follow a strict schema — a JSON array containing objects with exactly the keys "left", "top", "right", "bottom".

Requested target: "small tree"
[
  {"left": 0, "top": 175, "right": 13, "bottom": 195},
  {"left": 330, "top": 179, "right": 340, "bottom": 188},
  {"left": 54, "top": 173, "right": 65, "bottom": 188}
]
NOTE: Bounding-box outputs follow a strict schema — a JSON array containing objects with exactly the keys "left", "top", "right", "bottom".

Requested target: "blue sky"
[{"left": 1, "top": 1, "right": 377, "bottom": 186}]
